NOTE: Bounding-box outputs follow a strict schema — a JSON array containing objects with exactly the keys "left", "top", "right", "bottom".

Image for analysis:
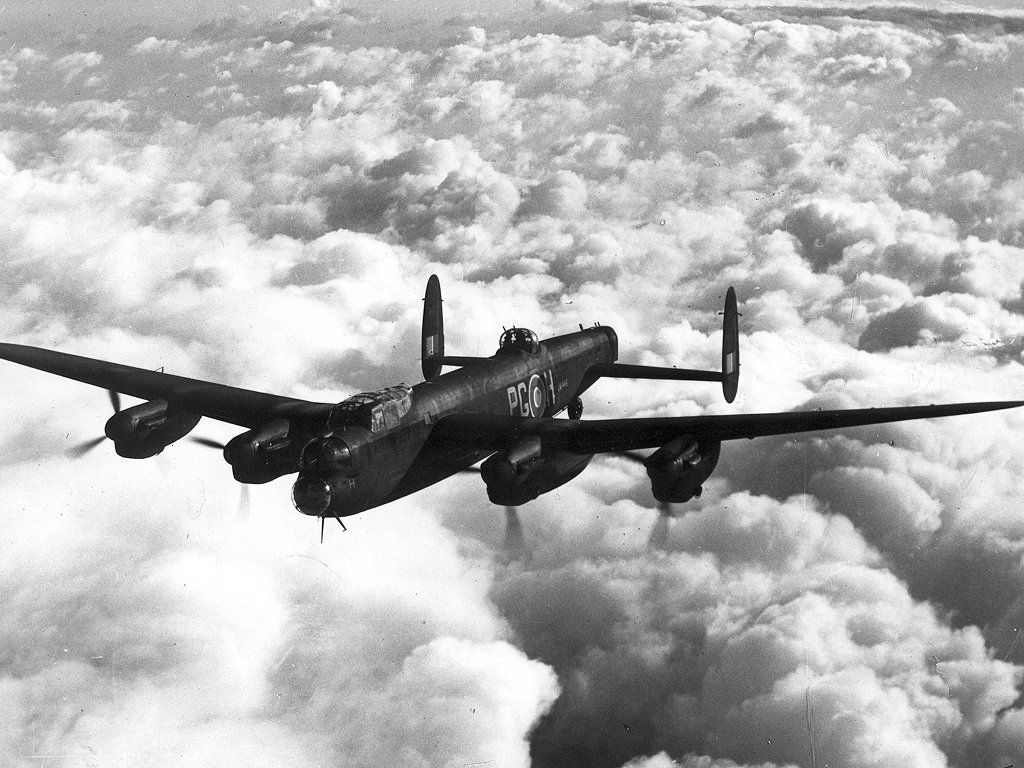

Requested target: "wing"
[
  {"left": 0, "top": 342, "right": 332, "bottom": 428},
  {"left": 433, "top": 400, "right": 1024, "bottom": 455}
]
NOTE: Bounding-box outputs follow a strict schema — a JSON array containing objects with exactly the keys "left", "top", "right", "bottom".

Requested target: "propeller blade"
[
  {"left": 648, "top": 501, "right": 673, "bottom": 550},
  {"left": 616, "top": 451, "right": 649, "bottom": 466},
  {"left": 649, "top": 514, "right": 670, "bottom": 550},
  {"left": 66, "top": 435, "right": 107, "bottom": 458},
  {"left": 318, "top": 514, "right": 345, "bottom": 544},
  {"left": 191, "top": 436, "right": 248, "bottom": 514},
  {"left": 67, "top": 390, "right": 124, "bottom": 458},
  {"left": 237, "top": 484, "right": 251, "bottom": 516},
  {"left": 461, "top": 466, "right": 524, "bottom": 559},
  {"left": 612, "top": 453, "right": 677, "bottom": 548},
  {"left": 191, "top": 436, "right": 227, "bottom": 450},
  {"left": 504, "top": 506, "right": 526, "bottom": 560}
]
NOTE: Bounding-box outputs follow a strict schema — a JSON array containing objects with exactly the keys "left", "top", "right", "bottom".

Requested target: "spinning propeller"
[
  {"left": 192, "top": 435, "right": 349, "bottom": 542},
  {"left": 461, "top": 452, "right": 677, "bottom": 557},
  {"left": 188, "top": 435, "right": 252, "bottom": 516},
  {"left": 502, "top": 504, "right": 526, "bottom": 560},
  {"left": 67, "top": 389, "right": 122, "bottom": 457},
  {"left": 616, "top": 451, "right": 676, "bottom": 549},
  {"left": 461, "top": 466, "right": 528, "bottom": 560}
]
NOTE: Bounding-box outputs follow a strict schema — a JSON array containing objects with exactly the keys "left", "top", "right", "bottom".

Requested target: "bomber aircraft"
[{"left": 0, "top": 276, "right": 1020, "bottom": 543}]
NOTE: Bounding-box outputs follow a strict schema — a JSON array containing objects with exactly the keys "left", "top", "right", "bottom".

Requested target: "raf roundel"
[{"left": 528, "top": 373, "right": 546, "bottom": 416}]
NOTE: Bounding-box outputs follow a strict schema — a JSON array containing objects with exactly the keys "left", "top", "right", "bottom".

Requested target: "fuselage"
[{"left": 303, "top": 326, "right": 618, "bottom": 516}]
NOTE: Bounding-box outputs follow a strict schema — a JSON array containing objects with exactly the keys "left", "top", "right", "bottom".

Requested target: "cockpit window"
[
  {"left": 329, "top": 385, "right": 412, "bottom": 432},
  {"left": 498, "top": 327, "right": 540, "bottom": 354}
]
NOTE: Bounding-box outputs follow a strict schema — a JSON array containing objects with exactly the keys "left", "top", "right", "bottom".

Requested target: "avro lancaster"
[{"left": 0, "top": 276, "right": 1019, "bottom": 539}]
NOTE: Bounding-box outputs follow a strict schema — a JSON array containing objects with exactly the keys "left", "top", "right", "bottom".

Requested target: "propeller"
[
  {"left": 319, "top": 514, "right": 347, "bottom": 543},
  {"left": 648, "top": 500, "right": 673, "bottom": 550},
  {"left": 461, "top": 465, "right": 528, "bottom": 560},
  {"left": 503, "top": 505, "right": 526, "bottom": 560},
  {"left": 194, "top": 435, "right": 350, "bottom": 543},
  {"left": 615, "top": 451, "right": 676, "bottom": 549},
  {"left": 188, "top": 435, "right": 251, "bottom": 515},
  {"left": 190, "top": 436, "right": 227, "bottom": 451},
  {"left": 67, "top": 390, "right": 121, "bottom": 458}
]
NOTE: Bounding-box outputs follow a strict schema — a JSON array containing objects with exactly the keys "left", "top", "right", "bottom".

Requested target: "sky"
[{"left": 1, "top": 1, "right": 1024, "bottom": 767}]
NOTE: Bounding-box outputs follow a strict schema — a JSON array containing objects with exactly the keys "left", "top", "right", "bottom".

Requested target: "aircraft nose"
[{"left": 292, "top": 473, "right": 330, "bottom": 515}]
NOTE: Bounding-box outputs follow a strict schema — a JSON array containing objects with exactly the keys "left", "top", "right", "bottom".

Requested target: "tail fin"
[
  {"left": 721, "top": 286, "right": 739, "bottom": 403},
  {"left": 587, "top": 286, "right": 741, "bottom": 403},
  {"left": 422, "top": 275, "right": 444, "bottom": 381},
  {"left": 421, "top": 275, "right": 489, "bottom": 380}
]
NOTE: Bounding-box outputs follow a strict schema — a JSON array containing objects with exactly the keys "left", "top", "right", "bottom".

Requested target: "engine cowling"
[
  {"left": 645, "top": 435, "right": 721, "bottom": 503},
  {"left": 481, "top": 437, "right": 592, "bottom": 506},
  {"left": 480, "top": 436, "right": 542, "bottom": 487},
  {"left": 299, "top": 435, "right": 356, "bottom": 475},
  {"left": 104, "top": 399, "right": 201, "bottom": 459},
  {"left": 223, "top": 419, "right": 297, "bottom": 483}
]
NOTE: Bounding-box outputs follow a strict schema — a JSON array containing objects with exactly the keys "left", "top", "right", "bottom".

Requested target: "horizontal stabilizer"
[
  {"left": 589, "top": 363, "right": 722, "bottom": 382},
  {"left": 588, "top": 287, "right": 740, "bottom": 402},
  {"left": 439, "top": 356, "right": 489, "bottom": 367}
]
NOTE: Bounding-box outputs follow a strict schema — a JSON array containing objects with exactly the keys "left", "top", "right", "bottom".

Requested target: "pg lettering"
[
  {"left": 506, "top": 372, "right": 550, "bottom": 417},
  {"left": 507, "top": 380, "right": 531, "bottom": 416}
]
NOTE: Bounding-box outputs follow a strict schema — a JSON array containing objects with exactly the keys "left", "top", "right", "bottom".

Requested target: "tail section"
[
  {"left": 422, "top": 275, "right": 445, "bottom": 381},
  {"left": 588, "top": 287, "right": 741, "bottom": 403},
  {"left": 421, "top": 275, "right": 489, "bottom": 380}
]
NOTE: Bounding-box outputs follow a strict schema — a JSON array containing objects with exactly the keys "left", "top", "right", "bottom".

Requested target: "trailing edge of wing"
[
  {"left": 434, "top": 400, "right": 1024, "bottom": 455},
  {"left": 0, "top": 343, "right": 331, "bottom": 428}
]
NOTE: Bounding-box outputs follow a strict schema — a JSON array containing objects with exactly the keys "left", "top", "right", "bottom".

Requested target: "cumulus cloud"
[{"left": 2, "top": 2, "right": 1024, "bottom": 768}]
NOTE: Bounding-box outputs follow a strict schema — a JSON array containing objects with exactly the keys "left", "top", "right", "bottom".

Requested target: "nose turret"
[
  {"left": 291, "top": 470, "right": 365, "bottom": 516},
  {"left": 291, "top": 431, "right": 365, "bottom": 517},
  {"left": 292, "top": 474, "right": 331, "bottom": 515}
]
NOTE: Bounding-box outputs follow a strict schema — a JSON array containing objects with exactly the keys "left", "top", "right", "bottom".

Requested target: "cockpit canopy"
[
  {"left": 329, "top": 385, "right": 412, "bottom": 433},
  {"left": 498, "top": 327, "right": 540, "bottom": 354}
]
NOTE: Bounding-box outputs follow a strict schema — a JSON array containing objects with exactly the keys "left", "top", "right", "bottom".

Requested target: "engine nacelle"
[
  {"left": 481, "top": 437, "right": 592, "bottom": 506},
  {"left": 104, "top": 399, "right": 201, "bottom": 459},
  {"left": 299, "top": 435, "right": 356, "bottom": 476},
  {"left": 480, "top": 436, "right": 542, "bottom": 487},
  {"left": 223, "top": 418, "right": 296, "bottom": 483},
  {"left": 645, "top": 435, "right": 721, "bottom": 503}
]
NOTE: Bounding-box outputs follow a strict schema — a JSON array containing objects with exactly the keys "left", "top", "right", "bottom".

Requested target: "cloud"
[
  {"left": 0, "top": 458, "right": 558, "bottom": 768},
  {"left": 53, "top": 51, "right": 103, "bottom": 81},
  {"left": 131, "top": 36, "right": 184, "bottom": 55},
  {"left": 1, "top": 2, "right": 1024, "bottom": 768},
  {"left": 480, "top": 487, "right": 1022, "bottom": 768},
  {"left": 817, "top": 52, "right": 912, "bottom": 83},
  {"left": 857, "top": 292, "right": 1024, "bottom": 353}
]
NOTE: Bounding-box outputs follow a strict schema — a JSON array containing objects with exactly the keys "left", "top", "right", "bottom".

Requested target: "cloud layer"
[{"left": 1, "top": 2, "right": 1024, "bottom": 767}]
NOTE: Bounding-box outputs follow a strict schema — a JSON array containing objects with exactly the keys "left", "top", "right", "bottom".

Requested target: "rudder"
[
  {"left": 721, "top": 286, "right": 739, "bottom": 403},
  {"left": 422, "top": 274, "right": 444, "bottom": 381}
]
